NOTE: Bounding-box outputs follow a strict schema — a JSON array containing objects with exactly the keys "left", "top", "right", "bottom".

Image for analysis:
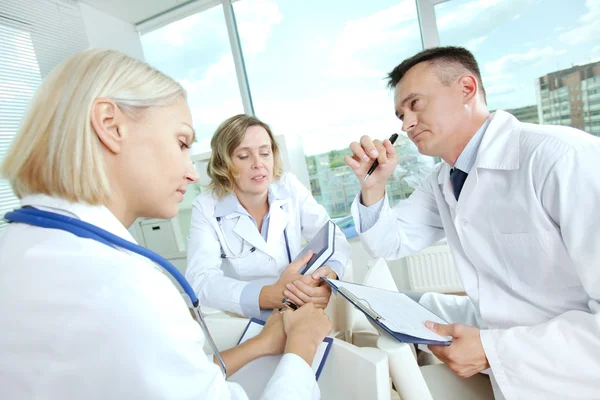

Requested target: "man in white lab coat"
[{"left": 345, "top": 46, "right": 600, "bottom": 399}]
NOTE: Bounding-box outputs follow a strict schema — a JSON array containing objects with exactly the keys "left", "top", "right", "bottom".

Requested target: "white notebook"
[
  {"left": 295, "top": 220, "right": 336, "bottom": 275},
  {"left": 228, "top": 318, "right": 333, "bottom": 400}
]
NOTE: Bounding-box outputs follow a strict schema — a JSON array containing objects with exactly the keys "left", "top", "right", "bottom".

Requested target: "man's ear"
[
  {"left": 90, "top": 98, "right": 124, "bottom": 154},
  {"left": 459, "top": 74, "right": 478, "bottom": 104}
]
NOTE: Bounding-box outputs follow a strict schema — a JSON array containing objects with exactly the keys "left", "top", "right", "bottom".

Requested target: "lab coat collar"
[
  {"left": 213, "top": 179, "right": 292, "bottom": 219},
  {"left": 19, "top": 194, "right": 138, "bottom": 244},
  {"left": 474, "top": 110, "right": 520, "bottom": 171}
]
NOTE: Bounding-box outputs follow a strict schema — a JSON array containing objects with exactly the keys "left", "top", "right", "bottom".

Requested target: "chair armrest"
[{"left": 377, "top": 335, "right": 433, "bottom": 400}]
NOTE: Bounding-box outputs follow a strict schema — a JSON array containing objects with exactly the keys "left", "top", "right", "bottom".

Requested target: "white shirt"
[
  {"left": 0, "top": 194, "right": 319, "bottom": 399},
  {"left": 352, "top": 110, "right": 600, "bottom": 400}
]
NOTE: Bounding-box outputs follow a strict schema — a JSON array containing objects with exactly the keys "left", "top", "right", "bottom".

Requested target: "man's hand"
[
  {"left": 285, "top": 266, "right": 338, "bottom": 308},
  {"left": 426, "top": 321, "right": 490, "bottom": 378}
]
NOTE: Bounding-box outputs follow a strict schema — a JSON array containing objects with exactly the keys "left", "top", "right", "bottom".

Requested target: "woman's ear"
[{"left": 90, "top": 98, "right": 124, "bottom": 154}]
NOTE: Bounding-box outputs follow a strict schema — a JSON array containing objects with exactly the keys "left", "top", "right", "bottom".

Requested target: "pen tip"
[{"left": 362, "top": 175, "right": 369, "bottom": 182}]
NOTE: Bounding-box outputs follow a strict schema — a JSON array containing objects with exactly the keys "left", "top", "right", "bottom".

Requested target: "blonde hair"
[
  {"left": 208, "top": 114, "right": 283, "bottom": 198},
  {"left": 1, "top": 48, "right": 185, "bottom": 204}
]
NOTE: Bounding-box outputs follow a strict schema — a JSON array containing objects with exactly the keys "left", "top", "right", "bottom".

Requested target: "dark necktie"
[{"left": 449, "top": 168, "right": 468, "bottom": 200}]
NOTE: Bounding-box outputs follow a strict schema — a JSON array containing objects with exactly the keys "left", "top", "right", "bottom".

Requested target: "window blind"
[{"left": 0, "top": 0, "right": 88, "bottom": 231}]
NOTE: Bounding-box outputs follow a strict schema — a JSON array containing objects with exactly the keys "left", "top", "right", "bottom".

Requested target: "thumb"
[
  {"left": 312, "top": 266, "right": 335, "bottom": 280},
  {"left": 383, "top": 138, "right": 397, "bottom": 160},
  {"left": 425, "top": 321, "right": 454, "bottom": 337},
  {"left": 288, "top": 250, "right": 313, "bottom": 273}
]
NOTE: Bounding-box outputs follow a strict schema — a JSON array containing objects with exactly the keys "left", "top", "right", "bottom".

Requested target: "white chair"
[
  {"left": 378, "top": 334, "right": 494, "bottom": 400},
  {"left": 205, "top": 317, "right": 393, "bottom": 400},
  {"left": 351, "top": 257, "right": 399, "bottom": 347},
  {"left": 324, "top": 259, "right": 356, "bottom": 342}
]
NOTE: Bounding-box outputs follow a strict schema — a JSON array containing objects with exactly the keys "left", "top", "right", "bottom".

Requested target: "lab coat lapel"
[
  {"left": 232, "top": 215, "right": 269, "bottom": 254},
  {"left": 266, "top": 199, "right": 290, "bottom": 254}
]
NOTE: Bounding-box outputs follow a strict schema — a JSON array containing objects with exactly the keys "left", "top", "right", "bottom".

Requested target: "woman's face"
[
  {"left": 231, "top": 125, "right": 275, "bottom": 197},
  {"left": 118, "top": 96, "right": 199, "bottom": 221}
]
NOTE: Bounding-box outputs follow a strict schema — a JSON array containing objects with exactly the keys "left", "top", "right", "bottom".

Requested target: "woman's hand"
[
  {"left": 284, "top": 266, "right": 338, "bottom": 308},
  {"left": 259, "top": 251, "right": 313, "bottom": 309},
  {"left": 283, "top": 303, "right": 332, "bottom": 365},
  {"left": 256, "top": 310, "right": 287, "bottom": 355}
]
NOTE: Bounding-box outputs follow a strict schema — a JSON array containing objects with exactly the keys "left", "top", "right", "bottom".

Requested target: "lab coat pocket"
[{"left": 495, "top": 230, "right": 579, "bottom": 289}]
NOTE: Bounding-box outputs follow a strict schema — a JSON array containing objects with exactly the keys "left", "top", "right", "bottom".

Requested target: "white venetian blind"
[{"left": 0, "top": 0, "right": 89, "bottom": 231}]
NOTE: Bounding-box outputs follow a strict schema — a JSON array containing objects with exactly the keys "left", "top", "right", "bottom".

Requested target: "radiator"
[{"left": 405, "top": 245, "right": 464, "bottom": 293}]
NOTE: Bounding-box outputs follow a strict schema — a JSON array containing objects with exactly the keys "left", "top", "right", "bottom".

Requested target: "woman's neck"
[{"left": 235, "top": 189, "right": 269, "bottom": 218}]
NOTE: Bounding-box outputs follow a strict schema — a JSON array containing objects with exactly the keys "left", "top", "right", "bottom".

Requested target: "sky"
[{"left": 141, "top": 0, "right": 599, "bottom": 156}]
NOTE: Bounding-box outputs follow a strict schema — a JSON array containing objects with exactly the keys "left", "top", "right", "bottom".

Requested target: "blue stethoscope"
[
  {"left": 4, "top": 207, "right": 228, "bottom": 377},
  {"left": 216, "top": 215, "right": 292, "bottom": 264}
]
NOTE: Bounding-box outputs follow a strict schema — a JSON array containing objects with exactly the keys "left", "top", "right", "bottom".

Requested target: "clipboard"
[
  {"left": 322, "top": 278, "right": 452, "bottom": 346},
  {"left": 229, "top": 318, "right": 333, "bottom": 399}
]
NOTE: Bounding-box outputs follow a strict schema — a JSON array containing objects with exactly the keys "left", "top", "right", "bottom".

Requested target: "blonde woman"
[
  {"left": 186, "top": 115, "right": 351, "bottom": 320},
  {"left": 0, "top": 49, "right": 331, "bottom": 399}
]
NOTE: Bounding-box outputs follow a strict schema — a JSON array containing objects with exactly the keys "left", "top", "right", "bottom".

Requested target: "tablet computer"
[{"left": 296, "top": 220, "right": 336, "bottom": 275}]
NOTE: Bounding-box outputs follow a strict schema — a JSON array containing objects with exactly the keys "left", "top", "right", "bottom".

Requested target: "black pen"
[
  {"left": 363, "top": 133, "right": 399, "bottom": 182},
  {"left": 281, "top": 298, "right": 298, "bottom": 310}
]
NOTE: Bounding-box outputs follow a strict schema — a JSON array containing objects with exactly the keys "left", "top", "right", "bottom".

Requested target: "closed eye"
[
  {"left": 411, "top": 98, "right": 419, "bottom": 108},
  {"left": 179, "top": 141, "right": 190, "bottom": 150}
]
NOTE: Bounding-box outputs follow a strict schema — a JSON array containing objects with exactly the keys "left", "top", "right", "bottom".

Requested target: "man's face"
[{"left": 394, "top": 62, "right": 467, "bottom": 158}]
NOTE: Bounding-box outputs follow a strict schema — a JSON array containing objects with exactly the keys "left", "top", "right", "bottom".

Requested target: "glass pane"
[
  {"left": 141, "top": 4, "right": 245, "bottom": 153},
  {"left": 0, "top": 23, "right": 42, "bottom": 231},
  {"left": 435, "top": 0, "right": 600, "bottom": 136},
  {"left": 234, "top": 0, "right": 433, "bottom": 233}
]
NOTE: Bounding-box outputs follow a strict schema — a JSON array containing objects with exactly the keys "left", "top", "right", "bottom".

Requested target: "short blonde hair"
[
  {"left": 208, "top": 114, "right": 283, "bottom": 198},
  {"left": 1, "top": 48, "right": 185, "bottom": 204}
]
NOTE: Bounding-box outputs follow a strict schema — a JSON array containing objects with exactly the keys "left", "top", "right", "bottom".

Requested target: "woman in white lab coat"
[
  {"left": 186, "top": 114, "right": 351, "bottom": 319},
  {"left": 0, "top": 49, "right": 331, "bottom": 399}
]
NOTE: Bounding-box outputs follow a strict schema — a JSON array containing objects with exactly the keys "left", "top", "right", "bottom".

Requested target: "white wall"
[{"left": 79, "top": 3, "right": 145, "bottom": 60}]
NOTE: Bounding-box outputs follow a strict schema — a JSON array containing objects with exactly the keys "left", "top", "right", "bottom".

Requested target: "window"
[
  {"left": 0, "top": 1, "right": 88, "bottom": 231},
  {"left": 434, "top": 0, "right": 600, "bottom": 135},
  {"left": 141, "top": 4, "right": 245, "bottom": 153},
  {"left": 234, "top": 0, "right": 434, "bottom": 226}
]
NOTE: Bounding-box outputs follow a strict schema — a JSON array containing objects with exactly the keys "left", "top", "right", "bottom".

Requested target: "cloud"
[
  {"left": 590, "top": 46, "right": 600, "bottom": 62},
  {"left": 559, "top": 0, "right": 600, "bottom": 46},
  {"left": 235, "top": 0, "right": 282, "bottom": 55},
  {"left": 323, "top": 0, "right": 420, "bottom": 79},
  {"left": 464, "top": 36, "right": 487, "bottom": 52},
  {"left": 484, "top": 46, "right": 566, "bottom": 75},
  {"left": 436, "top": 0, "right": 530, "bottom": 32}
]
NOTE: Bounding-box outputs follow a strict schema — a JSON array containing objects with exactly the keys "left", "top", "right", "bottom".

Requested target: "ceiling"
[{"left": 78, "top": 0, "right": 190, "bottom": 25}]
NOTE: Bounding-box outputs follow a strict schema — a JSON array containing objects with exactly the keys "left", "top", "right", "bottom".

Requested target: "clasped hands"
[{"left": 259, "top": 251, "right": 338, "bottom": 310}]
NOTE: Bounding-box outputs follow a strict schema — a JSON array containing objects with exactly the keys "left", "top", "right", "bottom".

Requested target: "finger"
[
  {"left": 425, "top": 321, "right": 454, "bottom": 337},
  {"left": 284, "top": 290, "right": 305, "bottom": 307},
  {"left": 285, "top": 283, "right": 312, "bottom": 304},
  {"left": 373, "top": 140, "right": 388, "bottom": 166},
  {"left": 349, "top": 142, "right": 370, "bottom": 163},
  {"left": 344, "top": 155, "right": 361, "bottom": 170},
  {"left": 290, "top": 279, "right": 330, "bottom": 298},
  {"left": 359, "top": 135, "right": 379, "bottom": 159},
  {"left": 312, "top": 266, "right": 337, "bottom": 280},
  {"left": 427, "top": 345, "right": 450, "bottom": 364},
  {"left": 288, "top": 250, "right": 314, "bottom": 273}
]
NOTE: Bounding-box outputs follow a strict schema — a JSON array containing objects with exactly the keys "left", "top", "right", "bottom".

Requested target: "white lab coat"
[
  {"left": 0, "top": 194, "right": 319, "bottom": 399},
  {"left": 186, "top": 172, "right": 350, "bottom": 317},
  {"left": 352, "top": 110, "right": 600, "bottom": 400}
]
